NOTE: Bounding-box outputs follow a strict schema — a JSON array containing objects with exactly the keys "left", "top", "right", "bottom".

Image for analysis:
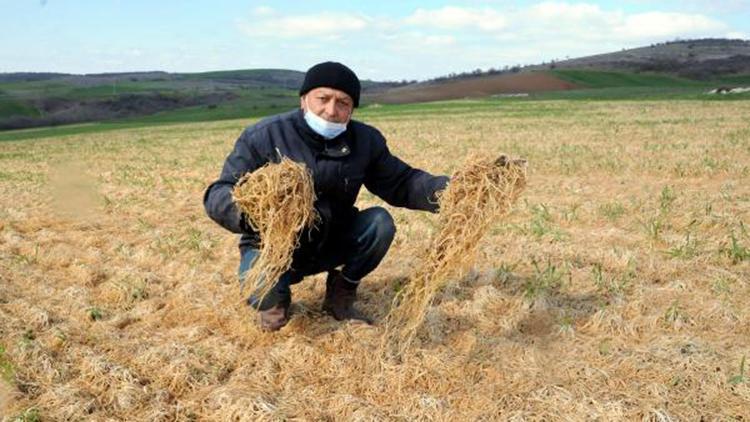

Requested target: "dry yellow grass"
[
  {"left": 1, "top": 100, "right": 749, "bottom": 420},
  {"left": 232, "top": 157, "right": 317, "bottom": 304},
  {"left": 382, "top": 155, "right": 527, "bottom": 357}
]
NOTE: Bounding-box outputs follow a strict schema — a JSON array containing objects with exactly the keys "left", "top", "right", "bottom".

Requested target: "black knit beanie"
[{"left": 299, "top": 62, "right": 361, "bottom": 108}]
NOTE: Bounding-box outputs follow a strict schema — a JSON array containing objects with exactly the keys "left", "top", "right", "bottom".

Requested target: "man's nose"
[{"left": 324, "top": 100, "right": 336, "bottom": 116}]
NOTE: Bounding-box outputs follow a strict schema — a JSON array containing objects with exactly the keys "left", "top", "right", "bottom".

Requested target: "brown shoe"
[
  {"left": 322, "top": 271, "right": 372, "bottom": 324},
  {"left": 259, "top": 301, "right": 290, "bottom": 331}
]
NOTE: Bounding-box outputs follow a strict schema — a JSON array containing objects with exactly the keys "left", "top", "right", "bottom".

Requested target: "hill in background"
[
  {"left": 532, "top": 38, "right": 750, "bottom": 79},
  {"left": 2, "top": 38, "right": 750, "bottom": 131},
  {"left": 369, "top": 38, "right": 750, "bottom": 104}
]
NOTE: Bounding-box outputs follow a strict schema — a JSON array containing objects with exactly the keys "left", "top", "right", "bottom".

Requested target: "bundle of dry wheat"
[
  {"left": 232, "top": 157, "right": 318, "bottom": 305},
  {"left": 382, "top": 155, "right": 527, "bottom": 357}
]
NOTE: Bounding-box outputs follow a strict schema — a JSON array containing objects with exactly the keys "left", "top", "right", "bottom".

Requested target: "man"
[{"left": 204, "top": 62, "right": 449, "bottom": 331}]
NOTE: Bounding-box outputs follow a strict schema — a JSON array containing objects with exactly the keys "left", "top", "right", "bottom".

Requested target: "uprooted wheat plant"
[
  {"left": 382, "top": 155, "right": 527, "bottom": 357},
  {"left": 232, "top": 157, "right": 318, "bottom": 305}
]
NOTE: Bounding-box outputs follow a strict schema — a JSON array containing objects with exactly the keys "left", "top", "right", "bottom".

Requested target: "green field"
[
  {"left": 542, "top": 69, "right": 750, "bottom": 101},
  {"left": 551, "top": 69, "right": 704, "bottom": 88}
]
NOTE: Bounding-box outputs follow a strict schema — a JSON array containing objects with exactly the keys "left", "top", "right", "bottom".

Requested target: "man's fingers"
[
  {"left": 494, "top": 155, "right": 508, "bottom": 166},
  {"left": 494, "top": 156, "right": 527, "bottom": 167}
]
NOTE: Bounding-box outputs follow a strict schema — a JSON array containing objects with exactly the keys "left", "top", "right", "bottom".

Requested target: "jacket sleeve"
[
  {"left": 203, "top": 129, "right": 267, "bottom": 233},
  {"left": 364, "top": 133, "right": 449, "bottom": 213}
]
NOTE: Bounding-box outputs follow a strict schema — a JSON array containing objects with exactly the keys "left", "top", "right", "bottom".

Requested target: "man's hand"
[{"left": 494, "top": 155, "right": 527, "bottom": 168}]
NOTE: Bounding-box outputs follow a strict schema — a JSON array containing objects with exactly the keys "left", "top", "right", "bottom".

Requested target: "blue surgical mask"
[{"left": 303, "top": 99, "right": 349, "bottom": 139}]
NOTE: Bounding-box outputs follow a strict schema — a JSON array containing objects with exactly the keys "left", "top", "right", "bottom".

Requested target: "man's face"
[{"left": 300, "top": 87, "right": 354, "bottom": 124}]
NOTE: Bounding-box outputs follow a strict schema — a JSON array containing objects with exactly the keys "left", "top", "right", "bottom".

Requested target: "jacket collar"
[{"left": 294, "top": 108, "right": 352, "bottom": 158}]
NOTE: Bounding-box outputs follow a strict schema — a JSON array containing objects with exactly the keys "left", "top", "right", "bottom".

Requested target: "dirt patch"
[{"left": 370, "top": 71, "right": 577, "bottom": 104}]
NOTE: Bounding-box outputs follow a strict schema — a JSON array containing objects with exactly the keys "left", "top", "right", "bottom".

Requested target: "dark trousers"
[{"left": 238, "top": 206, "right": 396, "bottom": 309}]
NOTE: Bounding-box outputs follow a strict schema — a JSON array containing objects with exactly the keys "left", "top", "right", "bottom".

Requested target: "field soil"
[
  {"left": 1, "top": 100, "right": 749, "bottom": 420},
  {"left": 370, "top": 72, "right": 577, "bottom": 104}
]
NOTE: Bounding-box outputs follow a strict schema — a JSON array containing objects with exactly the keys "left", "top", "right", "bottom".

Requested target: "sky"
[{"left": 1, "top": 0, "right": 749, "bottom": 81}]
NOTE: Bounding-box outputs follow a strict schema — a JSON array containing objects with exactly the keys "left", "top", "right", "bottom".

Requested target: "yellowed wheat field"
[{"left": 1, "top": 100, "right": 749, "bottom": 420}]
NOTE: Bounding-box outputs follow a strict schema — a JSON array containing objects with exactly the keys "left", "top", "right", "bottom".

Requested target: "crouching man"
[{"left": 203, "top": 62, "right": 448, "bottom": 331}]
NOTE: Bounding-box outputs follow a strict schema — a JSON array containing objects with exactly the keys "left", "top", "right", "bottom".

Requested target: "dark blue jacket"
[{"left": 203, "top": 108, "right": 449, "bottom": 252}]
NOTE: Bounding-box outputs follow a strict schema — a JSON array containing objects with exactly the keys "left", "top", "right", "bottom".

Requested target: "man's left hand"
[{"left": 494, "top": 155, "right": 527, "bottom": 168}]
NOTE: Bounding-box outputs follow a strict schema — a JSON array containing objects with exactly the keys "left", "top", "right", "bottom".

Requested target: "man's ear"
[{"left": 299, "top": 96, "right": 306, "bottom": 110}]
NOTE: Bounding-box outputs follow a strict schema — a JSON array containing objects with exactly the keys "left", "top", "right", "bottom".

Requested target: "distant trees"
[
  {"left": 0, "top": 72, "right": 67, "bottom": 83},
  {"left": 0, "top": 91, "right": 240, "bottom": 130},
  {"left": 422, "top": 64, "right": 526, "bottom": 84}
]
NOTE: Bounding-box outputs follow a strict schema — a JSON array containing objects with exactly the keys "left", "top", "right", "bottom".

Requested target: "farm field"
[{"left": 1, "top": 99, "right": 749, "bottom": 420}]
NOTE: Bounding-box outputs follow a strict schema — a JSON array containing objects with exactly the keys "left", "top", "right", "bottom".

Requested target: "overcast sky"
[{"left": 2, "top": 0, "right": 749, "bottom": 81}]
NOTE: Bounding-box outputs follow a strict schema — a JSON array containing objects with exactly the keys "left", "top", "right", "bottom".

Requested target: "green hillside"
[
  {"left": 0, "top": 97, "right": 40, "bottom": 118},
  {"left": 551, "top": 70, "right": 704, "bottom": 88},
  {"left": 714, "top": 74, "right": 750, "bottom": 84},
  {"left": 0, "top": 72, "right": 304, "bottom": 131},
  {"left": 0, "top": 68, "right": 407, "bottom": 131}
]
